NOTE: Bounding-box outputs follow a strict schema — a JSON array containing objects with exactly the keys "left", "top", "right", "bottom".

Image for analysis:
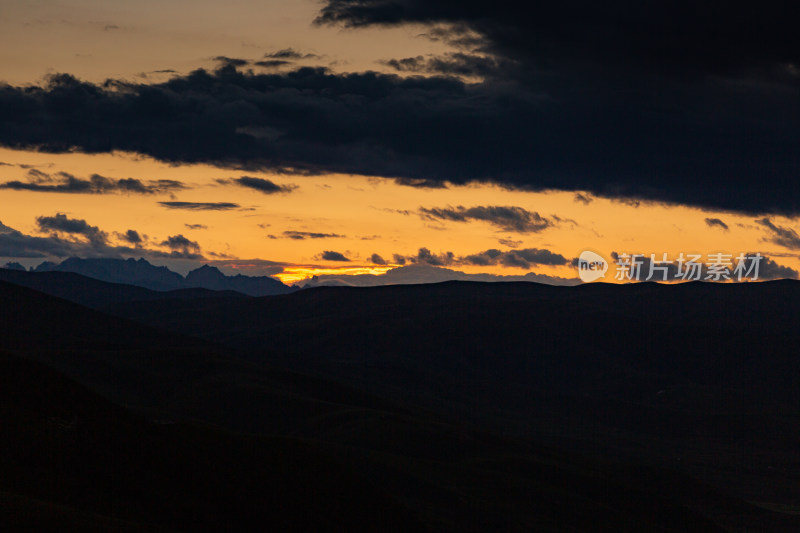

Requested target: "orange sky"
[
  {"left": 1, "top": 1, "right": 798, "bottom": 284},
  {"left": 1, "top": 146, "right": 797, "bottom": 284}
]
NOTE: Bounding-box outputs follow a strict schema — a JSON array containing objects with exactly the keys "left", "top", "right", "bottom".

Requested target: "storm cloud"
[{"left": 0, "top": 1, "right": 798, "bottom": 213}]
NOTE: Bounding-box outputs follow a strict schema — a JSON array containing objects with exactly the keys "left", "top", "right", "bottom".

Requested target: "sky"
[{"left": 1, "top": 0, "right": 799, "bottom": 285}]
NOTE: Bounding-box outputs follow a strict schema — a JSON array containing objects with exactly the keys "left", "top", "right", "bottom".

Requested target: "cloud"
[
  {"left": 757, "top": 255, "right": 800, "bottom": 280},
  {"left": 756, "top": 218, "right": 800, "bottom": 250},
  {"left": 315, "top": 1, "right": 800, "bottom": 214},
  {"left": 462, "top": 248, "right": 569, "bottom": 269},
  {"left": 0, "top": 36, "right": 798, "bottom": 214},
  {"left": 497, "top": 238, "right": 521, "bottom": 248},
  {"left": 185, "top": 224, "right": 208, "bottom": 230},
  {"left": 419, "top": 205, "right": 552, "bottom": 233},
  {"left": 36, "top": 213, "right": 107, "bottom": 246},
  {"left": 161, "top": 234, "right": 200, "bottom": 253},
  {"left": 381, "top": 52, "right": 509, "bottom": 78},
  {"left": 574, "top": 193, "right": 593, "bottom": 205},
  {"left": 255, "top": 60, "right": 291, "bottom": 68},
  {"left": 213, "top": 56, "right": 250, "bottom": 67},
  {"left": 394, "top": 177, "right": 447, "bottom": 189},
  {"left": 0, "top": 218, "right": 206, "bottom": 261},
  {"left": 369, "top": 253, "right": 386, "bottom": 265},
  {"left": 385, "top": 246, "right": 569, "bottom": 269},
  {"left": 0, "top": 171, "right": 185, "bottom": 195},
  {"left": 704, "top": 218, "right": 730, "bottom": 231},
  {"left": 159, "top": 201, "right": 241, "bottom": 211},
  {"left": 281, "top": 231, "right": 344, "bottom": 240},
  {"left": 0, "top": 221, "right": 90, "bottom": 258},
  {"left": 118, "top": 229, "right": 143, "bottom": 245},
  {"left": 409, "top": 247, "right": 454, "bottom": 266},
  {"left": 219, "top": 176, "right": 297, "bottom": 194},
  {"left": 264, "top": 49, "right": 319, "bottom": 60},
  {"left": 318, "top": 250, "right": 350, "bottom": 261}
]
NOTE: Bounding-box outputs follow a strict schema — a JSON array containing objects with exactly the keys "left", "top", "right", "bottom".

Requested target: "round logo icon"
[{"left": 577, "top": 250, "right": 608, "bottom": 282}]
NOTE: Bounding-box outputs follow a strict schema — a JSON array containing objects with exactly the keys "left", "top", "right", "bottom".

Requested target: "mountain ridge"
[{"left": 19, "top": 257, "right": 295, "bottom": 296}]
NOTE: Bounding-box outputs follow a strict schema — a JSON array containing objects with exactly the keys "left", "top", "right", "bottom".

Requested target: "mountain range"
[{"left": 15, "top": 257, "right": 295, "bottom": 296}]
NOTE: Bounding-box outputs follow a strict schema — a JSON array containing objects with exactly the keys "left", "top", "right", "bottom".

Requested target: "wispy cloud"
[
  {"left": 159, "top": 201, "right": 241, "bottom": 211},
  {"left": 419, "top": 205, "right": 553, "bottom": 233}
]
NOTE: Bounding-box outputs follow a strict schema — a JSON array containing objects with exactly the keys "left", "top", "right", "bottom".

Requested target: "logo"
[{"left": 577, "top": 250, "right": 609, "bottom": 282}]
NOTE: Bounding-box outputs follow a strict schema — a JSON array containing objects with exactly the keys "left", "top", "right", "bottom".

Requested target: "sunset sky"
[{"left": 2, "top": 0, "right": 799, "bottom": 285}]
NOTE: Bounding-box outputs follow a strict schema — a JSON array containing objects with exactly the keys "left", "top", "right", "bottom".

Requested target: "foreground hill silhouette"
[
  {"left": 1, "top": 276, "right": 799, "bottom": 531},
  {"left": 106, "top": 280, "right": 800, "bottom": 509}
]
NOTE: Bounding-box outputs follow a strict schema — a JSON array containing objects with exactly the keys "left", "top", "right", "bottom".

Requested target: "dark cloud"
[
  {"left": 26, "top": 168, "right": 51, "bottom": 182},
  {"left": 756, "top": 218, "right": 800, "bottom": 250},
  {"left": 254, "top": 60, "right": 290, "bottom": 68},
  {"left": 757, "top": 255, "right": 800, "bottom": 280},
  {"left": 574, "top": 193, "right": 593, "bottom": 205},
  {"left": 219, "top": 176, "right": 297, "bottom": 194},
  {"left": 314, "top": 1, "right": 800, "bottom": 214},
  {"left": 497, "top": 238, "right": 521, "bottom": 248},
  {"left": 214, "top": 56, "right": 250, "bottom": 67},
  {"left": 159, "top": 201, "right": 240, "bottom": 211},
  {"left": 317, "top": 1, "right": 800, "bottom": 78},
  {"left": 161, "top": 234, "right": 200, "bottom": 252},
  {"left": 36, "top": 213, "right": 107, "bottom": 246},
  {"left": 420, "top": 205, "right": 552, "bottom": 233},
  {"left": 0, "top": 219, "right": 205, "bottom": 261},
  {"left": 704, "top": 217, "right": 730, "bottom": 231},
  {"left": 0, "top": 171, "right": 185, "bottom": 195},
  {"left": 394, "top": 177, "right": 447, "bottom": 189},
  {"left": 318, "top": 250, "right": 350, "bottom": 261},
  {"left": 381, "top": 52, "right": 509, "bottom": 78},
  {"left": 282, "top": 231, "right": 344, "bottom": 240},
  {"left": 185, "top": 224, "right": 208, "bottom": 230},
  {"left": 264, "top": 49, "right": 319, "bottom": 60},
  {"left": 1, "top": 0, "right": 799, "bottom": 215},
  {"left": 369, "top": 253, "right": 386, "bottom": 265},
  {"left": 401, "top": 247, "right": 455, "bottom": 266},
  {"left": 462, "top": 248, "right": 569, "bottom": 269},
  {"left": 119, "top": 229, "right": 143, "bottom": 245},
  {"left": 0, "top": 221, "right": 87, "bottom": 258}
]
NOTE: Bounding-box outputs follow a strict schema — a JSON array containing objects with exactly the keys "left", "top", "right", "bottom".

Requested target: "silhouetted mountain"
[
  {"left": 185, "top": 264, "right": 290, "bottom": 296},
  {"left": 2, "top": 261, "right": 25, "bottom": 271},
  {"left": 3, "top": 280, "right": 796, "bottom": 531},
  {"left": 31, "top": 257, "right": 294, "bottom": 296},
  {"left": 35, "top": 257, "right": 185, "bottom": 291},
  {"left": 0, "top": 268, "right": 247, "bottom": 309}
]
